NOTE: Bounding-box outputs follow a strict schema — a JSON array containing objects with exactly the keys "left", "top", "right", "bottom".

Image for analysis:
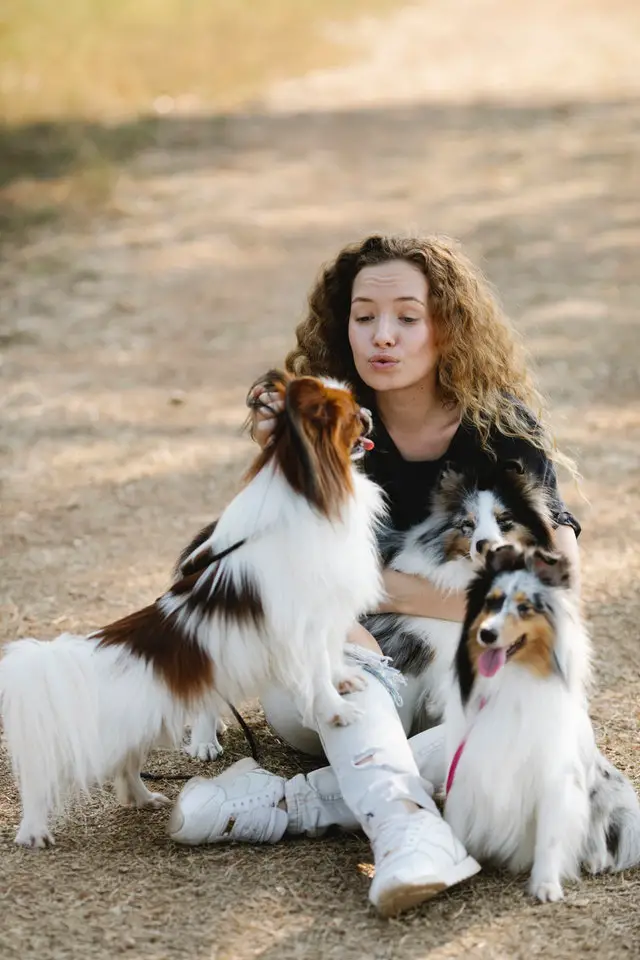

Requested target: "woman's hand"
[{"left": 246, "top": 385, "right": 284, "bottom": 449}]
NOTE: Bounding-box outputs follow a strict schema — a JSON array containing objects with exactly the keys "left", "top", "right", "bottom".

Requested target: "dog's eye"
[
  {"left": 517, "top": 602, "right": 532, "bottom": 617},
  {"left": 460, "top": 520, "right": 474, "bottom": 536},
  {"left": 497, "top": 512, "right": 514, "bottom": 531}
]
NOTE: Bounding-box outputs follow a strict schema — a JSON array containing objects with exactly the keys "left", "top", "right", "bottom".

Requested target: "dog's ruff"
[
  {"left": 0, "top": 371, "right": 385, "bottom": 847},
  {"left": 443, "top": 544, "right": 639, "bottom": 901}
]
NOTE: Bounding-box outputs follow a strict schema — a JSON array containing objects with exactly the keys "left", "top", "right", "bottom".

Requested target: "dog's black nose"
[
  {"left": 476, "top": 539, "right": 488, "bottom": 556},
  {"left": 479, "top": 627, "right": 498, "bottom": 645}
]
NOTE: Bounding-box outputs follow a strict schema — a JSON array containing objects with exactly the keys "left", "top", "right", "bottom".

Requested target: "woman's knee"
[{"left": 348, "top": 621, "right": 383, "bottom": 654}]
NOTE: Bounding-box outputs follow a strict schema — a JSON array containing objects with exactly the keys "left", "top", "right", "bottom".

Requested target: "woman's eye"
[
  {"left": 353, "top": 315, "right": 374, "bottom": 323},
  {"left": 399, "top": 315, "right": 419, "bottom": 323}
]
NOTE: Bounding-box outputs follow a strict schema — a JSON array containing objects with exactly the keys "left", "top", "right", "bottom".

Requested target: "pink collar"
[{"left": 445, "top": 696, "right": 487, "bottom": 795}]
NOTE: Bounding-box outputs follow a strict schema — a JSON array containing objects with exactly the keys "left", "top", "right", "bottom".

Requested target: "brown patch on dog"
[
  {"left": 96, "top": 602, "right": 214, "bottom": 702},
  {"left": 465, "top": 612, "right": 486, "bottom": 677},
  {"left": 505, "top": 521, "right": 539, "bottom": 548},
  {"left": 244, "top": 371, "right": 365, "bottom": 519},
  {"left": 96, "top": 568, "right": 265, "bottom": 701},
  {"left": 172, "top": 569, "right": 266, "bottom": 633},
  {"left": 507, "top": 613, "right": 555, "bottom": 677},
  {"left": 486, "top": 588, "right": 505, "bottom": 604},
  {"left": 175, "top": 519, "right": 218, "bottom": 579},
  {"left": 443, "top": 528, "right": 471, "bottom": 560}
]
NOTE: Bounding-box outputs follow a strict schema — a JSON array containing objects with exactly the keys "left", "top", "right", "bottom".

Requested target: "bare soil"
[{"left": 1, "top": 2, "right": 639, "bottom": 957}]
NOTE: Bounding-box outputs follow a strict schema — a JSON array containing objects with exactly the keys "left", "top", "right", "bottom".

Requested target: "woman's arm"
[
  {"left": 377, "top": 569, "right": 466, "bottom": 621},
  {"left": 378, "top": 525, "right": 580, "bottom": 619}
]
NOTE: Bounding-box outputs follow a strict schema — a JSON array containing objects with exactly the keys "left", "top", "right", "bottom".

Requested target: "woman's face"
[{"left": 348, "top": 260, "right": 439, "bottom": 394}]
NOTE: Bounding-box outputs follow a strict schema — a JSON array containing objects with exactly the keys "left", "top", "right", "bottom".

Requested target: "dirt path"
[{"left": 1, "top": 2, "right": 639, "bottom": 958}]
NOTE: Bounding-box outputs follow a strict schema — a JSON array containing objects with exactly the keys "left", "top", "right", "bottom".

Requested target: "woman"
[{"left": 167, "top": 235, "right": 584, "bottom": 916}]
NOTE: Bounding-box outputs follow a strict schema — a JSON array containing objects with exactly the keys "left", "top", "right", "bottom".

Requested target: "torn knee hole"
[{"left": 353, "top": 750, "right": 376, "bottom": 767}]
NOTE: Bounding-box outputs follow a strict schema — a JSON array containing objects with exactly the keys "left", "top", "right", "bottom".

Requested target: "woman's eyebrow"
[{"left": 350, "top": 295, "right": 425, "bottom": 305}]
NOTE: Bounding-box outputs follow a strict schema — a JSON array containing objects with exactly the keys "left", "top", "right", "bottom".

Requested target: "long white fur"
[
  {"left": 0, "top": 436, "right": 385, "bottom": 847},
  {"left": 443, "top": 565, "right": 597, "bottom": 901}
]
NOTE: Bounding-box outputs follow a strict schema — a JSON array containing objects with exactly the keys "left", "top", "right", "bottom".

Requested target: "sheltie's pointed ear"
[
  {"left": 485, "top": 542, "right": 522, "bottom": 575},
  {"left": 525, "top": 546, "right": 571, "bottom": 588},
  {"left": 434, "top": 462, "right": 466, "bottom": 506}
]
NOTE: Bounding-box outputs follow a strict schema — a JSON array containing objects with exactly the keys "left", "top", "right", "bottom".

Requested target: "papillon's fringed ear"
[
  {"left": 285, "top": 376, "right": 333, "bottom": 423},
  {"left": 525, "top": 546, "right": 572, "bottom": 588},
  {"left": 485, "top": 542, "right": 522, "bottom": 575},
  {"left": 281, "top": 377, "right": 326, "bottom": 509}
]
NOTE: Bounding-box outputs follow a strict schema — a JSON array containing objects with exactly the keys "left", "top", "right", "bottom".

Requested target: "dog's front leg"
[
  {"left": 328, "top": 623, "right": 368, "bottom": 697},
  {"left": 529, "top": 770, "right": 588, "bottom": 902},
  {"left": 310, "top": 642, "right": 364, "bottom": 728},
  {"left": 15, "top": 793, "right": 56, "bottom": 849},
  {"left": 114, "top": 753, "right": 171, "bottom": 810}
]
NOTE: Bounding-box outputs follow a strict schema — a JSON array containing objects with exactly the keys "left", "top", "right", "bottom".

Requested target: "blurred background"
[{"left": 1, "top": 3, "right": 639, "bottom": 959}]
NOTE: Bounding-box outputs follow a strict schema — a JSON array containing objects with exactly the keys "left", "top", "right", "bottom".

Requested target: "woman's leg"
[{"left": 169, "top": 629, "right": 479, "bottom": 916}]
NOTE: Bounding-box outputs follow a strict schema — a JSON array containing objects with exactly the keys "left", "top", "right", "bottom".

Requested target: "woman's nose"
[{"left": 372, "top": 317, "right": 396, "bottom": 347}]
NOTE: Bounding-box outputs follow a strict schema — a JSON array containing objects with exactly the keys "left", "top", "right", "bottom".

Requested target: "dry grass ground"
[{"left": 1, "top": 2, "right": 640, "bottom": 958}]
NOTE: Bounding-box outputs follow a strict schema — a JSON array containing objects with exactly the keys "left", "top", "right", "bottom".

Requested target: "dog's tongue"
[
  {"left": 361, "top": 438, "right": 375, "bottom": 451},
  {"left": 478, "top": 647, "right": 507, "bottom": 678}
]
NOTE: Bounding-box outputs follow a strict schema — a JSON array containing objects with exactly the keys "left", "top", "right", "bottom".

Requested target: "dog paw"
[
  {"left": 327, "top": 701, "right": 364, "bottom": 727},
  {"left": 184, "top": 717, "right": 226, "bottom": 761},
  {"left": 529, "top": 878, "right": 564, "bottom": 902},
  {"left": 183, "top": 739, "right": 224, "bottom": 762},
  {"left": 335, "top": 670, "right": 367, "bottom": 696},
  {"left": 139, "top": 791, "right": 171, "bottom": 810},
  {"left": 583, "top": 852, "right": 612, "bottom": 875},
  {"left": 15, "top": 824, "right": 55, "bottom": 849}
]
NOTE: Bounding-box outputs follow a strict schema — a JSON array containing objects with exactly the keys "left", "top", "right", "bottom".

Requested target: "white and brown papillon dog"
[
  {"left": 444, "top": 543, "right": 640, "bottom": 901},
  {"left": 0, "top": 371, "right": 385, "bottom": 847},
  {"left": 363, "top": 462, "right": 555, "bottom": 733}
]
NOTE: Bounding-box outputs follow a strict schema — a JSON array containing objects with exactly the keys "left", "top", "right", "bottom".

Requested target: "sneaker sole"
[
  {"left": 372, "top": 855, "right": 481, "bottom": 918},
  {"left": 168, "top": 757, "right": 260, "bottom": 843}
]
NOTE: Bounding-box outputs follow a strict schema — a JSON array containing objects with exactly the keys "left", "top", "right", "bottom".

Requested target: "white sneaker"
[
  {"left": 368, "top": 811, "right": 481, "bottom": 917},
  {"left": 168, "top": 757, "right": 288, "bottom": 845}
]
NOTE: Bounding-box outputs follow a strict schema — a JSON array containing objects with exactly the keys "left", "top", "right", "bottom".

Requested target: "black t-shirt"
[{"left": 362, "top": 410, "right": 581, "bottom": 538}]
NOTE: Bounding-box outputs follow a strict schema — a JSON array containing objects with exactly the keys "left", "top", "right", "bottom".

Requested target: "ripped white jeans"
[{"left": 261, "top": 644, "right": 447, "bottom": 836}]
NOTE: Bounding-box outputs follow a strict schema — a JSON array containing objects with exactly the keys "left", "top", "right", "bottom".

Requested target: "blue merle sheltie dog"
[{"left": 444, "top": 542, "right": 640, "bottom": 899}]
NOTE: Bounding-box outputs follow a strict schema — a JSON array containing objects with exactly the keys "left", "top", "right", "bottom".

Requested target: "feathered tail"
[{"left": 0, "top": 632, "right": 176, "bottom": 845}]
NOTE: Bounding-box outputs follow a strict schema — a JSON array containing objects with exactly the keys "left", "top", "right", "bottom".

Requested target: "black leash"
[
  {"left": 140, "top": 702, "right": 259, "bottom": 782},
  {"left": 225, "top": 701, "right": 260, "bottom": 764}
]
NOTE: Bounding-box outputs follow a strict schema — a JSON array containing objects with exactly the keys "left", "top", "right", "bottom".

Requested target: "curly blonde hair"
[{"left": 285, "top": 235, "right": 575, "bottom": 476}]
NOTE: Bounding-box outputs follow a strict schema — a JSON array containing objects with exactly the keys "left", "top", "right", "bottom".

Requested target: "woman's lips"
[{"left": 369, "top": 357, "right": 399, "bottom": 370}]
